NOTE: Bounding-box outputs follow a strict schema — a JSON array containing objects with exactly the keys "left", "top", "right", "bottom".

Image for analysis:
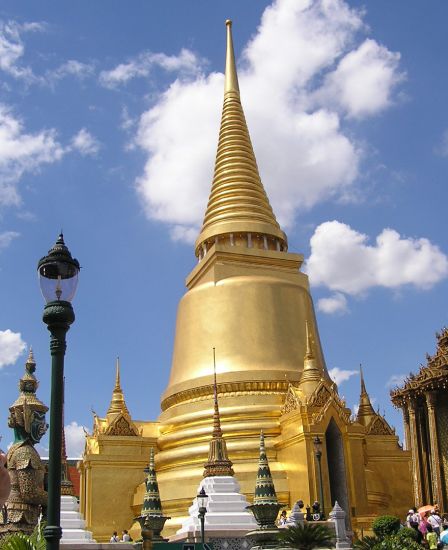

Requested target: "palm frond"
[{"left": 278, "top": 522, "right": 334, "bottom": 550}]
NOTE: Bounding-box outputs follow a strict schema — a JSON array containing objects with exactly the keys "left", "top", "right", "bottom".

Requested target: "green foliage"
[
  {"left": 371, "top": 533, "right": 423, "bottom": 549},
  {"left": 353, "top": 535, "right": 381, "bottom": 549},
  {"left": 277, "top": 522, "right": 334, "bottom": 550},
  {"left": 0, "top": 523, "right": 46, "bottom": 550},
  {"left": 371, "top": 516, "right": 401, "bottom": 538},
  {"left": 395, "top": 527, "right": 418, "bottom": 542}
]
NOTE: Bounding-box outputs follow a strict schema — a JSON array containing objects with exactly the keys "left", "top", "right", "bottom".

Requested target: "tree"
[{"left": 278, "top": 523, "right": 334, "bottom": 550}]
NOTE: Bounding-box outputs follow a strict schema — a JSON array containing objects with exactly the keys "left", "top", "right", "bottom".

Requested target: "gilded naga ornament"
[{"left": 0, "top": 349, "right": 48, "bottom": 537}]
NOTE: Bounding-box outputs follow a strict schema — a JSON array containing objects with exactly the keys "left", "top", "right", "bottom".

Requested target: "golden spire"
[
  {"left": 356, "top": 365, "right": 376, "bottom": 427},
  {"left": 107, "top": 357, "right": 130, "bottom": 417},
  {"left": 203, "top": 348, "right": 234, "bottom": 477},
  {"left": 298, "top": 321, "right": 322, "bottom": 396},
  {"left": 195, "top": 20, "right": 287, "bottom": 257}
]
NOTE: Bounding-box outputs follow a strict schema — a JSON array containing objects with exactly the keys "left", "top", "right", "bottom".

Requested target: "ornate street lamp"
[
  {"left": 197, "top": 487, "right": 208, "bottom": 546},
  {"left": 313, "top": 436, "right": 326, "bottom": 520},
  {"left": 38, "top": 234, "right": 79, "bottom": 550}
]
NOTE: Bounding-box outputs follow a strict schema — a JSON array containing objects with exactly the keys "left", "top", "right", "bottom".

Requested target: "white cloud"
[
  {"left": 315, "top": 39, "right": 404, "bottom": 119},
  {"left": 0, "top": 104, "right": 64, "bottom": 205},
  {"left": 65, "top": 421, "right": 87, "bottom": 457},
  {"left": 0, "top": 329, "right": 26, "bottom": 369},
  {"left": 328, "top": 366, "right": 358, "bottom": 386},
  {"left": 386, "top": 374, "right": 406, "bottom": 388},
  {"left": 47, "top": 60, "right": 95, "bottom": 85},
  {"left": 317, "top": 292, "right": 348, "bottom": 314},
  {"left": 133, "top": 0, "right": 403, "bottom": 239},
  {"left": 307, "top": 220, "right": 448, "bottom": 295},
  {"left": 0, "top": 230, "right": 19, "bottom": 249},
  {"left": 99, "top": 49, "right": 201, "bottom": 88},
  {"left": 70, "top": 128, "right": 100, "bottom": 156},
  {"left": 0, "top": 20, "right": 44, "bottom": 82}
]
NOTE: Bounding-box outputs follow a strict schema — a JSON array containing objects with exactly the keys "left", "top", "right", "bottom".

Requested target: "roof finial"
[
  {"left": 360, "top": 364, "right": 367, "bottom": 395},
  {"left": 107, "top": 357, "right": 130, "bottom": 417},
  {"left": 115, "top": 356, "right": 121, "bottom": 390},
  {"left": 305, "top": 320, "right": 314, "bottom": 360},
  {"left": 356, "top": 365, "right": 377, "bottom": 427},
  {"left": 298, "top": 320, "right": 322, "bottom": 395},
  {"left": 225, "top": 19, "right": 240, "bottom": 95},
  {"left": 212, "top": 347, "right": 222, "bottom": 438}
]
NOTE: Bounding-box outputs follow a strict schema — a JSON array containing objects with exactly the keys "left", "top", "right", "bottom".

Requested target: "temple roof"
[
  {"left": 195, "top": 20, "right": 287, "bottom": 256},
  {"left": 391, "top": 327, "right": 448, "bottom": 404}
]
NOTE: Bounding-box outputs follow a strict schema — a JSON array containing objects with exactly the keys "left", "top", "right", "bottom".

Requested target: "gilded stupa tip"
[
  {"left": 195, "top": 19, "right": 286, "bottom": 257},
  {"left": 305, "top": 320, "right": 314, "bottom": 360},
  {"left": 224, "top": 18, "right": 239, "bottom": 95},
  {"left": 356, "top": 365, "right": 376, "bottom": 426},
  {"left": 107, "top": 357, "right": 130, "bottom": 417},
  {"left": 114, "top": 357, "right": 121, "bottom": 390},
  {"left": 360, "top": 364, "right": 368, "bottom": 395},
  {"left": 298, "top": 321, "right": 322, "bottom": 394}
]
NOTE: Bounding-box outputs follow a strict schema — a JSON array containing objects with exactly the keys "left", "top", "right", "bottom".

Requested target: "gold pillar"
[
  {"left": 408, "top": 399, "right": 423, "bottom": 506},
  {"left": 402, "top": 407, "right": 411, "bottom": 451},
  {"left": 426, "top": 391, "right": 444, "bottom": 507}
]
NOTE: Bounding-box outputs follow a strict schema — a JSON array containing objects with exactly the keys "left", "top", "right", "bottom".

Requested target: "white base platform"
[
  {"left": 60, "top": 496, "right": 96, "bottom": 544},
  {"left": 174, "top": 476, "right": 257, "bottom": 540}
]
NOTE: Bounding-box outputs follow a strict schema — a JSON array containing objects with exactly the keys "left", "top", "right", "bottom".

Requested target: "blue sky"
[{"left": 0, "top": 0, "right": 447, "bottom": 457}]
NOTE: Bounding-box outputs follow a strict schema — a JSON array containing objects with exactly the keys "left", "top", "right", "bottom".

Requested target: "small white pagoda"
[{"left": 172, "top": 360, "right": 256, "bottom": 541}]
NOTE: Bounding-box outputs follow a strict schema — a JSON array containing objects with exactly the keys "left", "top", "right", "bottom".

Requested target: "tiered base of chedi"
[
  {"left": 61, "top": 496, "right": 96, "bottom": 545},
  {"left": 172, "top": 476, "right": 257, "bottom": 542}
]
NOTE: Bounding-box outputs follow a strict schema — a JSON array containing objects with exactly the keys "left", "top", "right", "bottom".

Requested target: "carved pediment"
[
  {"left": 309, "top": 382, "right": 351, "bottom": 426},
  {"left": 105, "top": 414, "right": 139, "bottom": 436},
  {"left": 367, "top": 415, "right": 394, "bottom": 436},
  {"left": 281, "top": 385, "right": 301, "bottom": 415},
  {"left": 309, "top": 384, "right": 332, "bottom": 408}
]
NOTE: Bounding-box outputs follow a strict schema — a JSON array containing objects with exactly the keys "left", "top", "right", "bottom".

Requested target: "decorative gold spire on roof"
[
  {"left": 298, "top": 321, "right": 322, "bottom": 396},
  {"left": 356, "top": 366, "right": 376, "bottom": 427},
  {"left": 107, "top": 357, "right": 130, "bottom": 418},
  {"left": 203, "top": 348, "right": 234, "bottom": 477},
  {"left": 195, "top": 20, "right": 287, "bottom": 256}
]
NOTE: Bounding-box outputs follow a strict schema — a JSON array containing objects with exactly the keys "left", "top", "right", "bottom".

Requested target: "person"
[
  {"left": 419, "top": 511, "right": 430, "bottom": 541},
  {"left": 428, "top": 508, "right": 443, "bottom": 537},
  {"left": 122, "top": 530, "right": 132, "bottom": 542},
  {"left": 110, "top": 531, "right": 119, "bottom": 542},
  {"left": 278, "top": 510, "right": 288, "bottom": 526},
  {"left": 407, "top": 508, "right": 419, "bottom": 530},
  {"left": 426, "top": 524, "right": 438, "bottom": 550},
  {"left": 0, "top": 451, "right": 11, "bottom": 508}
]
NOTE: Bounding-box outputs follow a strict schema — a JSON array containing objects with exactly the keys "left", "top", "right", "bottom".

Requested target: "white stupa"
[
  {"left": 173, "top": 357, "right": 257, "bottom": 540},
  {"left": 61, "top": 495, "right": 96, "bottom": 544}
]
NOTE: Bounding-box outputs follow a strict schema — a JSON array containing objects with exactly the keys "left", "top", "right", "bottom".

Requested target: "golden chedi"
[{"left": 80, "top": 21, "right": 413, "bottom": 540}]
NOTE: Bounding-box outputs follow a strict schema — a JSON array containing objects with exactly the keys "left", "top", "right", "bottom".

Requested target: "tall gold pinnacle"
[
  {"left": 356, "top": 365, "right": 376, "bottom": 426},
  {"left": 107, "top": 357, "right": 130, "bottom": 417},
  {"left": 298, "top": 321, "right": 322, "bottom": 395},
  {"left": 195, "top": 20, "right": 287, "bottom": 257},
  {"left": 203, "top": 348, "right": 234, "bottom": 477}
]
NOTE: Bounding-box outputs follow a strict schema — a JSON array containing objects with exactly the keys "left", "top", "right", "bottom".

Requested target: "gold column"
[
  {"left": 426, "top": 391, "right": 444, "bottom": 506},
  {"left": 408, "top": 399, "right": 423, "bottom": 507},
  {"left": 402, "top": 406, "right": 411, "bottom": 451}
]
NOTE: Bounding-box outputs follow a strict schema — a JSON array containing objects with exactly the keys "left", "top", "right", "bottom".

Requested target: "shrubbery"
[
  {"left": 372, "top": 516, "right": 401, "bottom": 538},
  {"left": 354, "top": 516, "right": 424, "bottom": 550}
]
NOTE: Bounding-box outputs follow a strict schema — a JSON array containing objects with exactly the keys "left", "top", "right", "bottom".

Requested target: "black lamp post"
[
  {"left": 38, "top": 234, "right": 79, "bottom": 550},
  {"left": 313, "top": 435, "right": 326, "bottom": 520},
  {"left": 197, "top": 487, "right": 208, "bottom": 546}
]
